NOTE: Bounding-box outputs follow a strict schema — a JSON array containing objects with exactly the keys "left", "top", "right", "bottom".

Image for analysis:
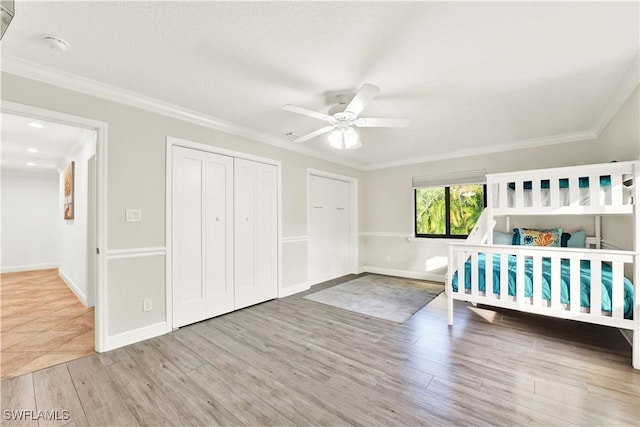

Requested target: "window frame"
[{"left": 414, "top": 184, "right": 487, "bottom": 239}]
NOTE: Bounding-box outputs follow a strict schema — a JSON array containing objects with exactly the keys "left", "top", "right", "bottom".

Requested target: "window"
[{"left": 415, "top": 184, "right": 486, "bottom": 238}]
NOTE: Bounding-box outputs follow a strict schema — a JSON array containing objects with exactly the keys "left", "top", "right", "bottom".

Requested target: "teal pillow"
[
  {"left": 566, "top": 229, "right": 587, "bottom": 248},
  {"left": 493, "top": 231, "right": 513, "bottom": 245}
]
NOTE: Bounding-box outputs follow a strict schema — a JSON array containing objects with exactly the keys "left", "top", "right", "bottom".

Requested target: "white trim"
[
  {"left": 277, "top": 159, "right": 284, "bottom": 298},
  {"left": 278, "top": 282, "right": 310, "bottom": 298},
  {"left": 104, "top": 322, "right": 167, "bottom": 352},
  {"left": 0, "top": 263, "right": 58, "bottom": 274},
  {"left": 59, "top": 269, "right": 88, "bottom": 307},
  {"left": 169, "top": 136, "right": 282, "bottom": 166},
  {"left": 165, "top": 139, "right": 174, "bottom": 333},
  {"left": 362, "top": 130, "right": 597, "bottom": 171},
  {"left": 306, "top": 169, "right": 360, "bottom": 285},
  {"left": 4, "top": 56, "right": 637, "bottom": 172},
  {"left": 2, "top": 56, "right": 361, "bottom": 170},
  {"left": 406, "top": 237, "right": 467, "bottom": 244},
  {"left": 359, "top": 232, "right": 412, "bottom": 238},
  {"left": 0, "top": 101, "right": 109, "bottom": 353},
  {"left": 592, "top": 55, "right": 640, "bottom": 137},
  {"left": 361, "top": 266, "right": 445, "bottom": 283},
  {"left": 106, "top": 247, "right": 167, "bottom": 259},
  {"left": 307, "top": 168, "right": 358, "bottom": 182},
  {"left": 282, "top": 235, "right": 309, "bottom": 243},
  {"left": 601, "top": 240, "right": 626, "bottom": 251},
  {"left": 165, "top": 136, "right": 282, "bottom": 330}
]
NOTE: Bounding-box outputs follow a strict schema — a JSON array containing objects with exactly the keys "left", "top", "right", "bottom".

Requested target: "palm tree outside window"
[{"left": 415, "top": 184, "right": 486, "bottom": 238}]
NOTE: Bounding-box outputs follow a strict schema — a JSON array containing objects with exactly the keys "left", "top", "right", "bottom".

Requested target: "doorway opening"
[{"left": 0, "top": 103, "right": 106, "bottom": 379}]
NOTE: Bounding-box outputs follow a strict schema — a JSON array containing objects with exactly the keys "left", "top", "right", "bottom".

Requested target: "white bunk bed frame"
[{"left": 446, "top": 161, "right": 640, "bottom": 369}]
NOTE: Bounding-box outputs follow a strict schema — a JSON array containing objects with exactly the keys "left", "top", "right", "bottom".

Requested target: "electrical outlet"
[
  {"left": 143, "top": 298, "right": 152, "bottom": 312},
  {"left": 386, "top": 255, "right": 392, "bottom": 262},
  {"left": 126, "top": 209, "right": 142, "bottom": 222}
]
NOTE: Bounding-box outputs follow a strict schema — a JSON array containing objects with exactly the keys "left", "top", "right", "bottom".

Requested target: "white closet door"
[
  {"left": 328, "top": 178, "right": 351, "bottom": 278},
  {"left": 309, "top": 175, "right": 330, "bottom": 283},
  {"left": 172, "top": 146, "right": 233, "bottom": 328},
  {"left": 234, "top": 158, "right": 277, "bottom": 309},
  {"left": 204, "top": 153, "right": 234, "bottom": 318},
  {"left": 309, "top": 175, "right": 351, "bottom": 284}
]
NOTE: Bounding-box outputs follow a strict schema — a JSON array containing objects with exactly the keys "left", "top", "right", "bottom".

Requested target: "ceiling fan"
[{"left": 282, "top": 84, "right": 410, "bottom": 150}]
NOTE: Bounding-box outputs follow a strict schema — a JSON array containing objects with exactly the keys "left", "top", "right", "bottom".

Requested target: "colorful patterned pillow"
[{"left": 512, "top": 228, "right": 563, "bottom": 247}]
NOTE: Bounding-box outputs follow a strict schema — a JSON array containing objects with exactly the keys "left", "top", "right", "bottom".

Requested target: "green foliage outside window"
[{"left": 415, "top": 184, "right": 485, "bottom": 237}]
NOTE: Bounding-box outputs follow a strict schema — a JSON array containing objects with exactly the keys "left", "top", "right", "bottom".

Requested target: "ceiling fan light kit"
[
  {"left": 329, "top": 127, "right": 361, "bottom": 150},
  {"left": 282, "top": 83, "right": 410, "bottom": 149}
]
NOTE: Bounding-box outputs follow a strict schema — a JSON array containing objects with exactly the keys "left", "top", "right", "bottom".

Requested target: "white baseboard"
[
  {"left": 279, "top": 282, "right": 310, "bottom": 298},
  {"left": 58, "top": 269, "right": 89, "bottom": 307},
  {"left": 103, "top": 321, "right": 167, "bottom": 352},
  {"left": 1, "top": 263, "right": 58, "bottom": 274},
  {"left": 360, "top": 265, "right": 445, "bottom": 283}
]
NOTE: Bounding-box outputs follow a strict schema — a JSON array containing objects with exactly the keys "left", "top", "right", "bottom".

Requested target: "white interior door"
[
  {"left": 172, "top": 146, "right": 233, "bottom": 327},
  {"left": 204, "top": 153, "right": 234, "bottom": 318},
  {"left": 309, "top": 175, "right": 351, "bottom": 284},
  {"left": 234, "top": 158, "right": 277, "bottom": 309},
  {"left": 328, "top": 178, "right": 351, "bottom": 278}
]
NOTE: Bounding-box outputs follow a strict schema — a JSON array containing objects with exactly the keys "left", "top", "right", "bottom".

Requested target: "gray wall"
[
  {"left": 1, "top": 72, "right": 362, "bottom": 343},
  {"left": 359, "top": 86, "right": 639, "bottom": 279},
  {"left": 596, "top": 85, "right": 640, "bottom": 252},
  {"left": 2, "top": 71, "right": 637, "bottom": 346},
  {"left": 1, "top": 168, "right": 60, "bottom": 272}
]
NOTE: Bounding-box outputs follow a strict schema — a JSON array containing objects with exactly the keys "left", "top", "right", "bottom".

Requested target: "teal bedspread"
[{"left": 452, "top": 253, "right": 634, "bottom": 319}]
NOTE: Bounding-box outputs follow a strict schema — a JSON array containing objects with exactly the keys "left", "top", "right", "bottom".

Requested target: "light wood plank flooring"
[
  {"left": 1, "top": 269, "right": 95, "bottom": 380},
  {"left": 1, "top": 274, "right": 638, "bottom": 426}
]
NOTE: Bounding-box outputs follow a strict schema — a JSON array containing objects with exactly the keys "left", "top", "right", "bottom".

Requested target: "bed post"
[
  {"left": 634, "top": 163, "right": 640, "bottom": 369},
  {"left": 634, "top": 254, "right": 639, "bottom": 369},
  {"left": 447, "top": 244, "right": 454, "bottom": 326}
]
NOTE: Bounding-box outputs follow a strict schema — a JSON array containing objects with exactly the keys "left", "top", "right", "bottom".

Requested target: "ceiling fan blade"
[
  {"left": 344, "top": 84, "right": 380, "bottom": 116},
  {"left": 282, "top": 104, "right": 331, "bottom": 121},
  {"left": 355, "top": 117, "right": 410, "bottom": 128},
  {"left": 293, "top": 126, "right": 335, "bottom": 143}
]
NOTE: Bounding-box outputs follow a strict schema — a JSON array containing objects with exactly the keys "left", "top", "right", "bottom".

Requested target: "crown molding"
[
  {"left": 591, "top": 54, "right": 640, "bottom": 138},
  {"left": 1, "top": 55, "right": 363, "bottom": 170},
  {"left": 362, "top": 129, "right": 597, "bottom": 171},
  {"left": 2, "top": 54, "right": 632, "bottom": 173}
]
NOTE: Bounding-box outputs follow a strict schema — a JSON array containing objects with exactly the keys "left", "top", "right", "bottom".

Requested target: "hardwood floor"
[
  {"left": 1, "top": 269, "right": 95, "bottom": 380},
  {"left": 1, "top": 274, "right": 638, "bottom": 426}
]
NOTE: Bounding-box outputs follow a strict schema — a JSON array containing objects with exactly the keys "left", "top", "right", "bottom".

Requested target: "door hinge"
[{"left": 96, "top": 248, "right": 100, "bottom": 255}]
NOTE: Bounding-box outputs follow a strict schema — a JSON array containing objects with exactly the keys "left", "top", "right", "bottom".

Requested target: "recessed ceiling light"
[
  {"left": 28, "top": 122, "right": 44, "bottom": 128},
  {"left": 26, "top": 148, "right": 39, "bottom": 153},
  {"left": 26, "top": 162, "right": 36, "bottom": 166}
]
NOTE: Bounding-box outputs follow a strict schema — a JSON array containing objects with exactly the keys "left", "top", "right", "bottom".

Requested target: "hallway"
[{"left": 1, "top": 268, "right": 94, "bottom": 379}]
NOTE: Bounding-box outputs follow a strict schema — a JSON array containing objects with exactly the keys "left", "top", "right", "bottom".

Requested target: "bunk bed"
[{"left": 446, "top": 161, "right": 640, "bottom": 369}]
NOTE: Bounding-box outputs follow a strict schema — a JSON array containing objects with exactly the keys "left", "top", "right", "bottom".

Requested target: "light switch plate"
[{"left": 126, "top": 209, "right": 142, "bottom": 222}]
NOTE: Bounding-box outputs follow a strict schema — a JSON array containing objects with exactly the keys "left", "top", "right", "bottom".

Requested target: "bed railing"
[
  {"left": 447, "top": 243, "right": 636, "bottom": 331},
  {"left": 488, "top": 161, "right": 636, "bottom": 215}
]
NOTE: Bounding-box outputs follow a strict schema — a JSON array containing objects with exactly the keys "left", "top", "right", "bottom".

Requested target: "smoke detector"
[{"left": 43, "top": 35, "right": 69, "bottom": 51}]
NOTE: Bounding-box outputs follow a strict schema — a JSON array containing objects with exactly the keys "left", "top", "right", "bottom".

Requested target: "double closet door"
[{"left": 172, "top": 146, "right": 277, "bottom": 328}]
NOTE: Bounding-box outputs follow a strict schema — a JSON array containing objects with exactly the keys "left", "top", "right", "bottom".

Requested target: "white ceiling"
[
  {"left": 1, "top": 113, "right": 91, "bottom": 172},
  {"left": 1, "top": 1, "right": 638, "bottom": 169}
]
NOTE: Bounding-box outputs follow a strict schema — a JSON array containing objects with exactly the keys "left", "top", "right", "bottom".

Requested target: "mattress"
[{"left": 451, "top": 253, "right": 634, "bottom": 319}]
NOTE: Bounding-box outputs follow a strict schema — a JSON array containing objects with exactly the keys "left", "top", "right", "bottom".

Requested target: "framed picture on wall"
[{"left": 64, "top": 161, "right": 74, "bottom": 220}]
